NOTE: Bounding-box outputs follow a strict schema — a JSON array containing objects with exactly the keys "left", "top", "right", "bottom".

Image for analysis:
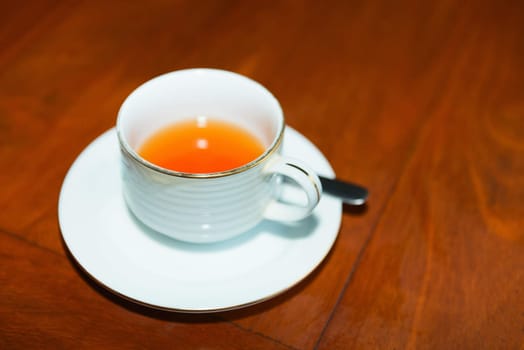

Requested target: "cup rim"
[{"left": 116, "top": 68, "right": 286, "bottom": 179}]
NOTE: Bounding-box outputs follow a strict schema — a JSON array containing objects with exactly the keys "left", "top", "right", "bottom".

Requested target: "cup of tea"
[{"left": 116, "top": 68, "right": 322, "bottom": 243}]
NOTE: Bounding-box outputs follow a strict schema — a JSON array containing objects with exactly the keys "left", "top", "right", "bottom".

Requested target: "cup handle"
[{"left": 263, "top": 156, "right": 323, "bottom": 221}]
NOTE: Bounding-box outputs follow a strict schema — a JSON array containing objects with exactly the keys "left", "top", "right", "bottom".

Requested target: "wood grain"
[
  {"left": 317, "top": 1, "right": 524, "bottom": 348},
  {"left": 1, "top": 0, "right": 523, "bottom": 349},
  {"left": 0, "top": 233, "right": 289, "bottom": 349}
]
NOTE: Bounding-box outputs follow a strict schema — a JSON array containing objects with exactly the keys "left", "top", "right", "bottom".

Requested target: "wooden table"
[{"left": 2, "top": 1, "right": 523, "bottom": 348}]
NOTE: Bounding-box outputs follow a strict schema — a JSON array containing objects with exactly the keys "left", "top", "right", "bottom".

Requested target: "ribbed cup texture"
[{"left": 120, "top": 151, "right": 274, "bottom": 243}]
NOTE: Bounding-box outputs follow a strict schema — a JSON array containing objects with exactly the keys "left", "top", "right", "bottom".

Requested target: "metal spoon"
[{"left": 319, "top": 176, "right": 368, "bottom": 205}]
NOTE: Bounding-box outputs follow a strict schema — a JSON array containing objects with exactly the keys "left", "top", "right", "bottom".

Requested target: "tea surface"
[{"left": 138, "top": 117, "right": 265, "bottom": 173}]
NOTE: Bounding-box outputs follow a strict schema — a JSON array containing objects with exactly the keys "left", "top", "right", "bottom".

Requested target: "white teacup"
[{"left": 116, "top": 68, "right": 322, "bottom": 243}]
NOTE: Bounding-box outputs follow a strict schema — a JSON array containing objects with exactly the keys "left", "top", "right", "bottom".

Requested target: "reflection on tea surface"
[{"left": 138, "top": 117, "right": 265, "bottom": 173}]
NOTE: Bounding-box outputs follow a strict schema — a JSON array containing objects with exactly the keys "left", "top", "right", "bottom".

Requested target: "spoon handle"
[{"left": 319, "top": 176, "right": 368, "bottom": 205}]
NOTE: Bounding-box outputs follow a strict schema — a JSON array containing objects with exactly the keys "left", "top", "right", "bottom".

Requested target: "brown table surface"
[{"left": 2, "top": 1, "right": 524, "bottom": 349}]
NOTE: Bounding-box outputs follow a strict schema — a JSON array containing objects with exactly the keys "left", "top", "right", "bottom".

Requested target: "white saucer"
[{"left": 58, "top": 127, "right": 342, "bottom": 312}]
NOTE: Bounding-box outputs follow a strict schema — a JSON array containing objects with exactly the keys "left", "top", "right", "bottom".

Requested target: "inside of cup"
[{"left": 117, "top": 69, "right": 283, "bottom": 153}]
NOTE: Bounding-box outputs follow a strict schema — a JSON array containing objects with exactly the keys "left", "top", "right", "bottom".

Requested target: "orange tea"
[{"left": 138, "top": 117, "right": 265, "bottom": 173}]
